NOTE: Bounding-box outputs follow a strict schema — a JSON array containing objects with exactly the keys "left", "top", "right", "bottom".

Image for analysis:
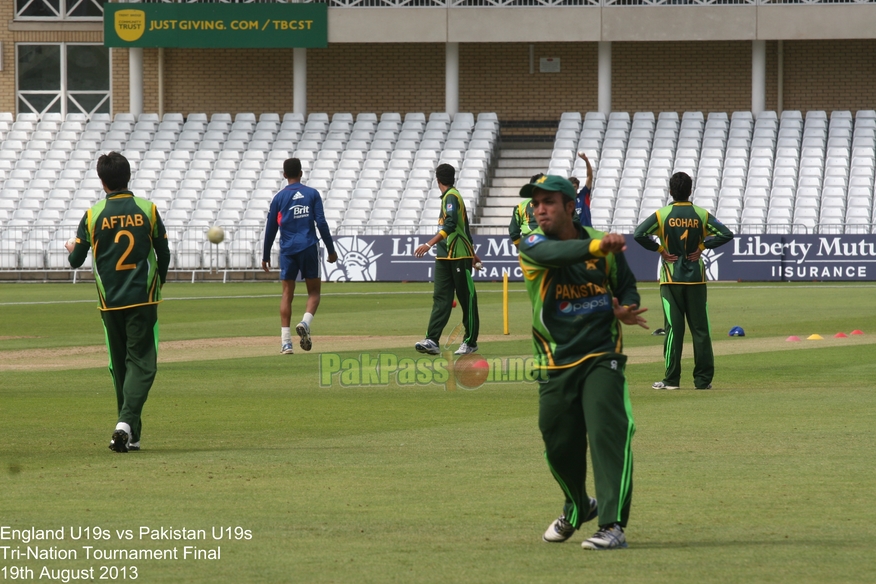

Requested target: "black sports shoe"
[
  {"left": 696, "top": 384, "right": 712, "bottom": 390},
  {"left": 109, "top": 430, "right": 129, "bottom": 453}
]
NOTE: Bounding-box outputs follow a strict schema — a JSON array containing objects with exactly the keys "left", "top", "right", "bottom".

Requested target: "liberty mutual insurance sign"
[{"left": 315, "top": 234, "right": 876, "bottom": 282}]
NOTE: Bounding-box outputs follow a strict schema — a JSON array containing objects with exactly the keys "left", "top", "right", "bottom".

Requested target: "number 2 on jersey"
[{"left": 115, "top": 230, "right": 136, "bottom": 271}]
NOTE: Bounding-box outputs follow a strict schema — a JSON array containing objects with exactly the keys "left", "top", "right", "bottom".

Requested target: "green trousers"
[
  {"left": 539, "top": 355, "right": 635, "bottom": 529},
  {"left": 100, "top": 304, "right": 159, "bottom": 444},
  {"left": 660, "top": 284, "right": 714, "bottom": 389},
  {"left": 426, "top": 258, "right": 479, "bottom": 345}
]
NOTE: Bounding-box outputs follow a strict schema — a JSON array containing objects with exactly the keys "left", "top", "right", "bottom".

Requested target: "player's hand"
[
  {"left": 660, "top": 249, "right": 678, "bottom": 263},
  {"left": 687, "top": 249, "right": 703, "bottom": 262},
  {"left": 327, "top": 252, "right": 338, "bottom": 263},
  {"left": 613, "top": 298, "right": 649, "bottom": 329},
  {"left": 261, "top": 260, "right": 271, "bottom": 273},
  {"left": 599, "top": 234, "right": 627, "bottom": 254},
  {"left": 414, "top": 244, "right": 431, "bottom": 258},
  {"left": 577, "top": 151, "right": 589, "bottom": 163},
  {"left": 64, "top": 239, "right": 75, "bottom": 253}
]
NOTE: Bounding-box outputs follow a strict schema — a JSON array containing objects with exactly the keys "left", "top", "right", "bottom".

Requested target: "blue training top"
[
  {"left": 263, "top": 182, "right": 336, "bottom": 261},
  {"left": 575, "top": 185, "right": 592, "bottom": 228}
]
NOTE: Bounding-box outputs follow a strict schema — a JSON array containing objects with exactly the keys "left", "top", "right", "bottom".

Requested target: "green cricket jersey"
[
  {"left": 69, "top": 191, "right": 171, "bottom": 310},
  {"left": 518, "top": 226, "right": 641, "bottom": 369},
  {"left": 633, "top": 201, "right": 734, "bottom": 284},
  {"left": 435, "top": 187, "right": 474, "bottom": 260},
  {"left": 509, "top": 198, "right": 538, "bottom": 246}
]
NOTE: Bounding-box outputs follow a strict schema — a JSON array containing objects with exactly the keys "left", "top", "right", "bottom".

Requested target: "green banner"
[{"left": 104, "top": 3, "right": 327, "bottom": 49}]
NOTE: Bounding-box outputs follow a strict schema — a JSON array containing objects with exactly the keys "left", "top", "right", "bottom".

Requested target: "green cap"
[{"left": 519, "top": 174, "right": 577, "bottom": 200}]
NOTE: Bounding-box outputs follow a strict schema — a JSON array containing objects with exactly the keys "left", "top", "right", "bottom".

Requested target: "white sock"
[
  {"left": 115, "top": 422, "right": 131, "bottom": 435},
  {"left": 302, "top": 312, "right": 314, "bottom": 327},
  {"left": 281, "top": 327, "right": 292, "bottom": 343}
]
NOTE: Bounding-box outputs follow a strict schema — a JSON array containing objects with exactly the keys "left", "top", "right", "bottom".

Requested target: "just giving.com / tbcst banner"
[
  {"left": 104, "top": 3, "right": 327, "bottom": 49},
  {"left": 311, "top": 234, "right": 876, "bottom": 282}
]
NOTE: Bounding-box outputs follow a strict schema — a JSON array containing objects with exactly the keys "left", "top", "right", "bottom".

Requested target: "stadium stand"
[
  {"left": 2, "top": 109, "right": 875, "bottom": 271},
  {"left": 0, "top": 111, "right": 499, "bottom": 270}
]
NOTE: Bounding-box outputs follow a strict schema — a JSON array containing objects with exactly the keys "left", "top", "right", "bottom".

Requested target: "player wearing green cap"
[
  {"left": 517, "top": 174, "right": 648, "bottom": 551},
  {"left": 633, "top": 171, "right": 734, "bottom": 390},
  {"left": 66, "top": 151, "right": 170, "bottom": 453}
]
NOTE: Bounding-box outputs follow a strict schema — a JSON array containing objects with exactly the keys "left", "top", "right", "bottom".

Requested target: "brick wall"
[
  {"left": 782, "top": 40, "right": 876, "bottom": 113},
  {"left": 460, "top": 43, "right": 599, "bottom": 121},
  {"left": 161, "top": 48, "right": 294, "bottom": 117},
  {"left": 1, "top": 26, "right": 875, "bottom": 121},
  {"left": 307, "top": 44, "right": 444, "bottom": 118},
  {"left": 612, "top": 41, "right": 764, "bottom": 115}
]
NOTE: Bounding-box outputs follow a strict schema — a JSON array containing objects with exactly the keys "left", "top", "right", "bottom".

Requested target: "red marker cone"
[
  {"left": 851, "top": 330, "right": 864, "bottom": 335},
  {"left": 786, "top": 336, "right": 801, "bottom": 342},
  {"left": 834, "top": 332, "right": 848, "bottom": 338}
]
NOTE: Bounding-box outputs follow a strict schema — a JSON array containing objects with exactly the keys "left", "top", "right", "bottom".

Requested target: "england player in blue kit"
[{"left": 263, "top": 158, "right": 338, "bottom": 354}]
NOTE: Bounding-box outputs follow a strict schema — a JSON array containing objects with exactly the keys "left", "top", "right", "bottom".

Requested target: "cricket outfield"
[{"left": 1, "top": 282, "right": 875, "bottom": 583}]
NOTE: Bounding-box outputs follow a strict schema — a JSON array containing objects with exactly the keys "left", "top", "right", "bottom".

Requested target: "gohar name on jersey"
[{"left": 667, "top": 218, "right": 700, "bottom": 228}]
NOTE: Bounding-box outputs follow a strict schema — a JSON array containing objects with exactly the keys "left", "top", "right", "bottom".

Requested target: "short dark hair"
[
  {"left": 435, "top": 163, "right": 455, "bottom": 187},
  {"left": 283, "top": 158, "right": 303, "bottom": 179},
  {"left": 529, "top": 173, "right": 545, "bottom": 184},
  {"left": 96, "top": 151, "right": 131, "bottom": 192},
  {"left": 569, "top": 177, "right": 580, "bottom": 189},
  {"left": 669, "top": 172, "right": 692, "bottom": 202}
]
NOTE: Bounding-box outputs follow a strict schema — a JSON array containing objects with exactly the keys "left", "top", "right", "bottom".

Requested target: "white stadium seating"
[
  {"left": 0, "top": 111, "right": 498, "bottom": 270},
  {"left": 3, "top": 109, "right": 876, "bottom": 270}
]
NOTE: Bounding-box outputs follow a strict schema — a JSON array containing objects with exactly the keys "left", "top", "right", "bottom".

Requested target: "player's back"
[
  {"left": 270, "top": 182, "right": 324, "bottom": 255},
  {"left": 658, "top": 202, "right": 709, "bottom": 257},
  {"left": 87, "top": 193, "right": 162, "bottom": 308}
]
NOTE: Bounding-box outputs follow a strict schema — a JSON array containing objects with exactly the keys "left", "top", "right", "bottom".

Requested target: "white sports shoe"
[
  {"left": 543, "top": 498, "right": 597, "bottom": 543},
  {"left": 581, "top": 524, "right": 628, "bottom": 550},
  {"left": 280, "top": 342, "right": 294, "bottom": 355},
  {"left": 652, "top": 381, "right": 679, "bottom": 390},
  {"left": 415, "top": 339, "right": 440, "bottom": 355},
  {"left": 543, "top": 515, "right": 576, "bottom": 543},
  {"left": 454, "top": 342, "right": 479, "bottom": 355},
  {"left": 296, "top": 322, "right": 312, "bottom": 351}
]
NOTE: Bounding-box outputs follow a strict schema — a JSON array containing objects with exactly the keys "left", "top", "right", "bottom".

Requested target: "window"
[
  {"left": 16, "top": 0, "right": 107, "bottom": 20},
  {"left": 17, "top": 44, "right": 111, "bottom": 117}
]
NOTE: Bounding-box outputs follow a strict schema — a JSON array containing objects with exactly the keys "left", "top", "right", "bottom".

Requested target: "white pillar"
[
  {"left": 445, "top": 42, "right": 459, "bottom": 117},
  {"left": 598, "top": 41, "right": 611, "bottom": 117},
  {"left": 129, "top": 47, "right": 143, "bottom": 117},
  {"left": 293, "top": 48, "right": 307, "bottom": 117},
  {"left": 752, "top": 40, "right": 766, "bottom": 117}
]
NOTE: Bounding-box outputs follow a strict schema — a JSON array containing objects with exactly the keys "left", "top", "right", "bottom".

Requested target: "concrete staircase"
[{"left": 478, "top": 143, "right": 553, "bottom": 226}]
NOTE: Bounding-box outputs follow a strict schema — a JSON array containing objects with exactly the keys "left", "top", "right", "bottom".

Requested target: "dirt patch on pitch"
[
  {"left": 2, "top": 333, "right": 872, "bottom": 372},
  {"left": 0, "top": 333, "right": 533, "bottom": 372}
]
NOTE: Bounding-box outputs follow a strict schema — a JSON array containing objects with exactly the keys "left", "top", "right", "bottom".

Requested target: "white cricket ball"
[
  {"left": 206, "top": 226, "right": 225, "bottom": 244},
  {"left": 66, "top": 237, "right": 76, "bottom": 247},
  {"left": 473, "top": 261, "right": 483, "bottom": 271}
]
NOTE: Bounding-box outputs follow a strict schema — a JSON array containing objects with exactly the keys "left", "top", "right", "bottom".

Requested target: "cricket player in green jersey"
[
  {"left": 517, "top": 175, "right": 648, "bottom": 551},
  {"left": 414, "top": 164, "right": 481, "bottom": 356},
  {"left": 633, "top": 172, "right": 734, "bottom": 390},
  {"left": 66, "top": 152, "right": 170, "bottom": 453},
  {"left": 509, "top": 173, "right": 544, "bottom": 247}
]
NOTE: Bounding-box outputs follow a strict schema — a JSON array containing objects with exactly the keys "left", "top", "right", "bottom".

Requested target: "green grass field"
[{"left": 2, "top": 281, "right": 875, "bottom": 583}]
